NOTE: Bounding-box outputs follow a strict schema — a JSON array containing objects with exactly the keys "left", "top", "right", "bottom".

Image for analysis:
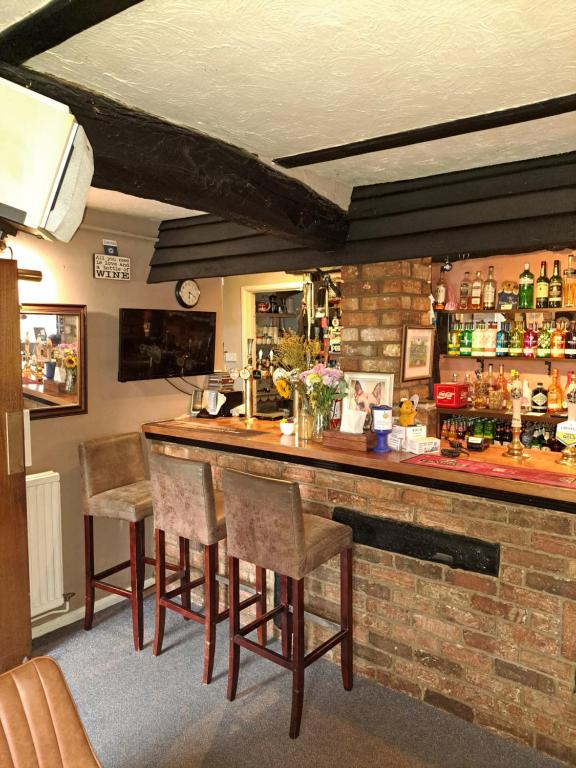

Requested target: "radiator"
[{"left": 25, "top": 471, "right": 64, "bottom": 618}]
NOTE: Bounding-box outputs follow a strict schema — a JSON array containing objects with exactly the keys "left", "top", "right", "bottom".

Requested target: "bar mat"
[{"left": 402, "top": 454, "right": 576, "bottom": 488}]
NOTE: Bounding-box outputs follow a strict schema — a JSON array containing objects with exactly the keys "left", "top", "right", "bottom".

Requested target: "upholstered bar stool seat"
[
  {"left": 150, "top": 452, "right": 265, "bottom": 684},
  {"left": 222, "top": 469, "right": 354, "bottom": 739},
  {"left": 79, "top": 432, "right": 158, "bottom": 652}
]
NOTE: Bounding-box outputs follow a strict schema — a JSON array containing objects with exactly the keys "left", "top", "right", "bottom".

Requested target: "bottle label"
[
  {"left": 483, "top": 286, "right": 496, "bottom": 304},
  {"left": 532, "top": 392, "right": 547, "bottom": 407},
  {"left": 536, "top": 348, "right": 551, "bottom": 358},
  {"left": 549, "top": 284, "right": 562, "bottom": 298},
  {"left": 519, "top": 276, "right": 533, "bottom": 286},
  {"left": 435, "top": 285, "right": 446, "bottom": 304},
  {"left": 496, "top": 346, "right": 508, "bottom": 356},
  {"left": 523, "top": 346, "right": 536, "bottom": 356},
  {"left": 536, "top": 283, "right": 549, "bottom": 298},
  {"left": 509, "top": 346, "right": 522, "bottom": 356}
]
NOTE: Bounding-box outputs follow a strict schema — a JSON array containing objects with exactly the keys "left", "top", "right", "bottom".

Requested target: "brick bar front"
[{"left": 144, "top": 424, "right": 576, "bottom": 766}]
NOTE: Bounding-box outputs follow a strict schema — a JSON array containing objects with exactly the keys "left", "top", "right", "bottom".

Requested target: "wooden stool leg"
[
  {"left": 203, "top": 543, "right": 218, "bottom": 684},
  {"left": 280, "top": 575, "right": 292, "bottom": 659},
  {"left": 256, "top": 566, "right": 267, "bottom": 646},
  {"left": 340, "top": 547, "right": 353, "bottom": 691},
  {"left": 227, "top": 556, "right": 241, "bottom": 701},
  {"left": 153, "top": 528, "right": 167, "bottom": 656},
  {"left": 129, "top": 521, "right": 145, "bottom": 651},
  {"left": 83, "top": 516, "right": 95, "bottom": 631},
  {"left": 180, "top": 537, "right": 191, "bottom": 616},
  {"left": 290, "top": 578, "right": 305, "bottom": 739}
]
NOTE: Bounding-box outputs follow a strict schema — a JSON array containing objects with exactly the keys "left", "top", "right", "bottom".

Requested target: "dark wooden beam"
[
  {"left": 0, "top": 63, "right": 347, "bottom": 250},
  {"left": 274, "top": 93, "right": 576, "bottom": 168},
  {"left": 0, "top": 0, "right": 145, "bottom": 65}
]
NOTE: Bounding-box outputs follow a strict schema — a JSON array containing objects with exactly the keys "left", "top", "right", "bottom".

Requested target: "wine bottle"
[
  {"left": 470, "top": 271, "right": 483, "bottom": 310},
  {"left": 536, "top": 261, "right": 549, "bottom": 308},
  {"left": 482, "top": 265, "right": 497, "bottom": 310},
  {"left": 518, "top": 263, "right": 534, "bottom": 309},
  {"left": 549, "top": 259, "right": 563, "bottom": 308}
]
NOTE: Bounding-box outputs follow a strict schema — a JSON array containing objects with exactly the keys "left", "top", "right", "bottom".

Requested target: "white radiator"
[{"left": 26, "top": 471, "right": 64, "bottom": 618}]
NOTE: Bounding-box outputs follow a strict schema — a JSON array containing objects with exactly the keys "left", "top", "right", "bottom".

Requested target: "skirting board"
[{"left": 31, "top": 576, "right": 155, "bottom": 640}]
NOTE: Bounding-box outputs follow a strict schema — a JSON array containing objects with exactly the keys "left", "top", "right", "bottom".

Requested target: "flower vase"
[
  {"left": 298, "top": 405, "right": 314, "bottom": 442},
  {"left": 312, "top": 410, "right": 329, "bottom": 442},
  {"left": 65, "top": 367, "right": 77, "bottom": 393}
]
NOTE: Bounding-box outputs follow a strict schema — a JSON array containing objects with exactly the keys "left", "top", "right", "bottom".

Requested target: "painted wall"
[{"left": 12, "top": 214, "right": 223, "bottom": 631}]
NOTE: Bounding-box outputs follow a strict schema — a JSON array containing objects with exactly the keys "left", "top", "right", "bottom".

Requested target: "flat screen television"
[{"left": 118, "top": 308, "right": 216, "bottom": 382}]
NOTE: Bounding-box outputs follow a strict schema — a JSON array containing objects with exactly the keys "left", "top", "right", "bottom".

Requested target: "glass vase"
[
  {"left": 311, "top": 409, "right": 329, "bottom": 442},
  {"left": 298, "top": 405, "right": 314, "bottom": 442},
  {"left": 65, "top": 366, "right": 77, "bottom": 393}
]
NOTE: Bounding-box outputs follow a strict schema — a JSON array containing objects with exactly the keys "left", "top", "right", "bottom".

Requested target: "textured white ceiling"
[
  {"left": 11, "top": 0, "right": 576, "bottom": 196},
  {"left": 85, "top": 188, "right": 198, "bottom": 220}
]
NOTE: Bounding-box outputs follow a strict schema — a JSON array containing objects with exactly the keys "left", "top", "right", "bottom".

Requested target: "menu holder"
[{"left": 323, "top": 430, "right": 377, "bottom": 452}]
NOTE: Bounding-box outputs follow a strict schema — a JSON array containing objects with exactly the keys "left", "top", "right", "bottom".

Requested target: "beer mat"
[{"left": 402, "top": 454, "right": 576, "bottom": 488}]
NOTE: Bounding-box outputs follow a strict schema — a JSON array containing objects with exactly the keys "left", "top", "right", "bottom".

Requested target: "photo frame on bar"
[{"left": 401, "top": 325, "right": 435, "bottom": 383}]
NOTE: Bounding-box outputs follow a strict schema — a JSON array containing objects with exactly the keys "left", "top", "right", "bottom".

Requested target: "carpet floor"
[{"left": 33, "top": 597, "right": 563, "bottom": 768}]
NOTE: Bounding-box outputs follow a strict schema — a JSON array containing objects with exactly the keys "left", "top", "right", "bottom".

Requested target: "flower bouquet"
[
  {"left": 298, "top": 363, "right": 347, "bottom": 440},
  {"left": 55, "top": 344, "right": 78, "bottom": 392}
]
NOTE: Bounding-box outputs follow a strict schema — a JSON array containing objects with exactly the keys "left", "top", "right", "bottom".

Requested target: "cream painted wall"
[{"left": 12, "top": 218, "right": 223, "bottom": 629}]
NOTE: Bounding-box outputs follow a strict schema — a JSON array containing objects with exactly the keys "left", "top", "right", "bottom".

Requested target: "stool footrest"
[
  {"left": 304, "top": 630, "right": 348, "bottom": 668},
  {"left": 164, "top": 575, "right": 204, "bottom": 600},
  {"left": 93, "top": 560, "right": 131, "bottom": 581},
  {"left": 235, "top": 635, "right": 292, "bottom": 670},
  {"left": 238, "top": 604, "right": 284, "bottom": 638},
  {"left": 93, "top": 580, "right": 131, "bottom": 599}
]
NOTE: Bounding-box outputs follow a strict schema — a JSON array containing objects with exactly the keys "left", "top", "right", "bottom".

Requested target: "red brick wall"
[{"left": 158, "top": 441, "right": 576, "bottom": 766}]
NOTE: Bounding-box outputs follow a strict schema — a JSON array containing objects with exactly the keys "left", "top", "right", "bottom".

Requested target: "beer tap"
[{"left": 239, "top": 338, "right": 257, "bottom": 420}]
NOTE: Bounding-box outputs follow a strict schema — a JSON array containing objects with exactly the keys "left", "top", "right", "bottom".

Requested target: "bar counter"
[{"left": 142, "top": 416, "right": 576, "bottom": 514}]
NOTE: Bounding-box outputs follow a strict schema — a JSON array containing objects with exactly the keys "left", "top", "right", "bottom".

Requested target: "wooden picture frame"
[
  {"left": 342, "top": 372, "right": 394, "bottom": 429},
  {"left": 401, "top": 325, "right": 435, "bottom": 383}
]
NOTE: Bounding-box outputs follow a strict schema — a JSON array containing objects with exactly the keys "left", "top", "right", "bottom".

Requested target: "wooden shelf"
[
  {"left": 436, "top": 406, "right": 566, "bottom": 422},
  {"left": 256, "top": 312, "right": 297, "bottom": 319},
  {"left": 436, "top": 306, "right": 576, "bottom": 316},
  {"left": 440, "top": 354, "right": 576, "bottom": 363}
]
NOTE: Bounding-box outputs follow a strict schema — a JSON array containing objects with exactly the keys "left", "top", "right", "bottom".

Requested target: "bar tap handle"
[{"left": 247, "top": 337, "right": 254, "bottom": 368}]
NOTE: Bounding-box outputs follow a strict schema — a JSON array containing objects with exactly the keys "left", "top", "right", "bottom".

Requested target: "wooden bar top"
[{"left": 142, "top": 416, "right": 576, "bottom": 513}]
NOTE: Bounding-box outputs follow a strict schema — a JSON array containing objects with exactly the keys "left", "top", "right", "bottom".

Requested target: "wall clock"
[{"left": 175, "top": 279, "right": 200, "bottom": 308}]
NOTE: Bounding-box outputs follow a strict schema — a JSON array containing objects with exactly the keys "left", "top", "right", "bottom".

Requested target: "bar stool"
[
  {"left": 221, "top": 469, "right": 353, "bottom": 739},
  {"left": 149, "top": 451, "right": 266, "bottom": 684},
  {"left": 79, "top": 432, "right": 156, "bottom": 652}
]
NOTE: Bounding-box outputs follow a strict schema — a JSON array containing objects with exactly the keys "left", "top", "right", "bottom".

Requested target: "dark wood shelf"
[
  {"left": 440, "top": 354, "right": 576, "bottom": 363},
  {"left": 436, "top": 306, "right": 576, "bottom": 316},
  {"left": 256, "top": 312, "right": 298, "bottom": 318},
  {"left": 436, "top": 406, "right": 566, "bottom": 422}
]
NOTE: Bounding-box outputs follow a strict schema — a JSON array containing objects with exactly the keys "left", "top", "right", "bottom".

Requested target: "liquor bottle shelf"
[
  {"left": 435, "top": 306, "right": 576, "bottom": 316},
  {"left": 256, "top": 312, "right": 298, "bottom": 319},
  {"left": 440, "top": 354, "right": 576, "bottom": 363},
  {"left": 436, "top": 406, "right": 566, "bottom": 422}
]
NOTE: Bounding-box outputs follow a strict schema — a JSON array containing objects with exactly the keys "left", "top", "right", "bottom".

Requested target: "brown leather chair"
[
  {"left": 221, "top": 469, "right": 353, "bottom": 739},
  {"left": 149, "top": 452, "right": 266, "bottom": 684},
  {"left": 0, "top": 656, "right": 101, "bottom": 767},
  {"left": 79, "top": 432, "right": 156, "bottom": 652}
]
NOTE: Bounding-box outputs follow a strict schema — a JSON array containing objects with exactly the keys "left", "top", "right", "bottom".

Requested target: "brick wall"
[
  {"left": 340, "top": 258, "right": 432, "bottom": 405},
  {"left": 158, "top": 441, "right": 576, "bottom": 766}
]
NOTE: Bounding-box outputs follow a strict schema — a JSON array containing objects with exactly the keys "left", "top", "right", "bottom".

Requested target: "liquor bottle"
[
  {"left": 433, "top": 270, "right": 447, "bottom": 311},
  {"left": 470, "top": 270, "right": 484, "bottom": 310},
  {"left": 523, "top": 323, "right": 537, "bottom": 359},
  {"left": 486, "top": 363, "right": 495, "bottom": 390},
  {"left": 564, "top": 372, "right": 576, "bottom": 409},
  {"left": 484, "top": 322, "right": 497, "bottom": 357},
  {"left": 440, "top": 420, "right": 448, "bottom": 440},
  {"left": 482, "top": 265, "right": 497, "bottom": 310},
  {"left": 458, "top": 271, "right": 471, "bottom": 310},
  {"left": 549, "top": 259, "right": 563, "bottom": 308},
  {"left": 536, "top": 321, "right": 551, "bottom": 359},
  {"left": 547, "top": 369, "right": 563, "bottom": 415},
  {"left": 459, "top": 323, "right": 473, "bottom": 356},
  {"left": 448, "top": 322, "right": 461, "bottom": 356},
  {"left": 495, "top": 364, "right": 508, "bottom": 393},
  {"left": 531, "top": 382, "right": 548, "bottom": 414},
  {"left": 464, "top": 372, "right": 474, "bottom": 406},
  {"left": 518, "top": 262, "right": 534, "bottom": 309},
  {"left": 472, "top": 322, "right": 484, "bottom": 357},
  {"left": 536, "top": 261, "right": 549, "bottom": 308},
  {"left": 496, "top": 322, "right": 509, "bottom": 357},
  {"left": 565, "top": 322, "right": 576, "bottom": 360},
  {"left": 550, "top": 321, "right": 566, "bottom": 359},
  {"left": 509, "top": 323, "right": 523, "bottom": 357},
  {"left": 563, "top": 253, "right": 576, "bottom": 308},
  {"left": 521, "top": 379, "right": 532, "bottom": 413}
]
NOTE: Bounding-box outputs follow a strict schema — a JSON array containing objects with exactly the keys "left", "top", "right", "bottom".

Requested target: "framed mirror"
[{"left": 20, "top": 304, "right": 87, "bottom": 419}]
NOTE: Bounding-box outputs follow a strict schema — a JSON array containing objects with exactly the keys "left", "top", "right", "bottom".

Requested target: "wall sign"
[{"left": 93, "top": 253, "right": 131, "bottom": 281}]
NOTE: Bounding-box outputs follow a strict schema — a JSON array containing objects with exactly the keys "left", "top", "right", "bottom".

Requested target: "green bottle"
[
  {"left": 519, "top": 262, "right": 534, "bottom": 309},
  {"left": 536, "top": 322, "right": 551, "bottom": 359}
]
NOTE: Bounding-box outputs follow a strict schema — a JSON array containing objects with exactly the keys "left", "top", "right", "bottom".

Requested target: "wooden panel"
[
  {"left": 0, "top": 260, "right": 31, "bottom": 672},
  {"left": 152, "top": 234, "right": 300, "bottom": 264},
  {"left": 350, "top": 163, "right": 576, "bottom": 219},
  {"left": 349, "top": 189, "right": 576, "bottom": 241}
]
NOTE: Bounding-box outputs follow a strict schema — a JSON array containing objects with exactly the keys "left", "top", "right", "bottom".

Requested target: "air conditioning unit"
[{"left": 0, "top": 76, "right": 94, "bottom": 242}]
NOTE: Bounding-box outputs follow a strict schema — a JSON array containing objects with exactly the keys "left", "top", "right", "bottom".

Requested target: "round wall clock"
[{"left": 175, "top": 279, "right": 200, "bottom": 308}]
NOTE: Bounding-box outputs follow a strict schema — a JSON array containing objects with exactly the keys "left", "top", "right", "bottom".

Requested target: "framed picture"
[
  {"left": 342, "top": 372, "right": 394, "bottom": 429},
  {"left": 401, "top": 325, "right": 435, "bottom": 382}
]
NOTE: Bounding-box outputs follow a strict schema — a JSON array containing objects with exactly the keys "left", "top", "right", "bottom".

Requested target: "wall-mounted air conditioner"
[{"left": 0, "top": 76, "right": 94, "bottom": 242}]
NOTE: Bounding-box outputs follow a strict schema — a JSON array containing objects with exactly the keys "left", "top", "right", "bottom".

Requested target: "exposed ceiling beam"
[
  {"left": 274, "top": 93, "right": 576, "bottom": 168},
  {"left": 0, "top": 0, "right": 146, "bottom": 65},
  {"left": 0, "top": 63, "right": 347, "bottom": 250}
]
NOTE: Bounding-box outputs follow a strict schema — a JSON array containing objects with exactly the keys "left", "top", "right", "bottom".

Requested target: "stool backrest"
[
  {"left": 79, "top": 432, "right": 147, "bottom": 501},
  {"left": 222, "top": 469, "right": 305, "bottom": 576},
  {"left": 149, "top": 452, "right": 220, "bottom": 545},
  {"left": 0, "top": 657, "right": 101, "bottom": 767}
]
